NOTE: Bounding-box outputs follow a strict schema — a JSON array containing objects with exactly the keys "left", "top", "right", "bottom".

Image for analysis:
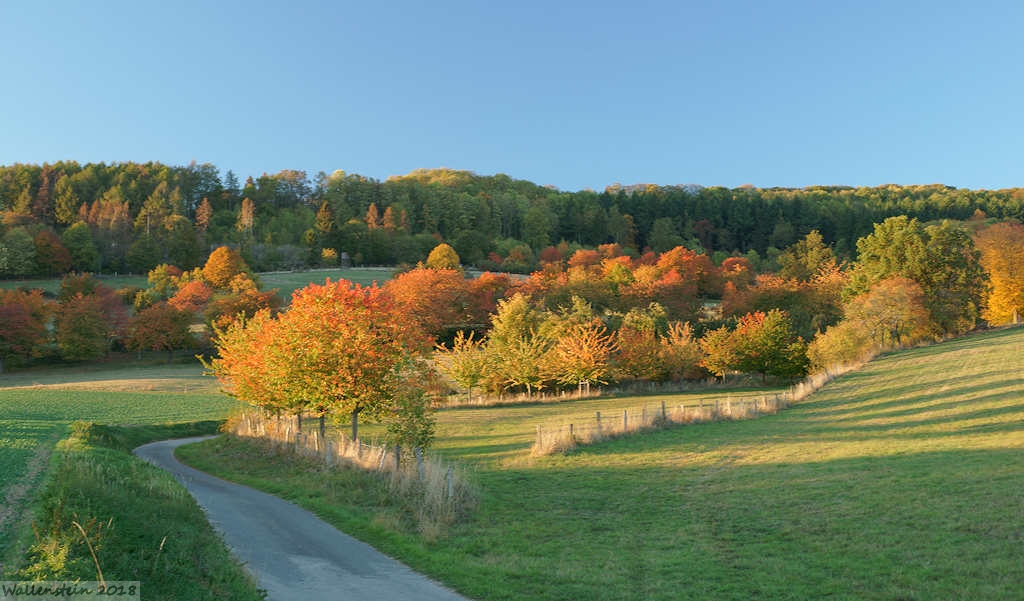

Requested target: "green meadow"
[
  {"left": 180, "top": 327, "right": 1024, "bottom": 601},
  {"left": 0, "top": 266, "right": 394, "bottom": 298}
]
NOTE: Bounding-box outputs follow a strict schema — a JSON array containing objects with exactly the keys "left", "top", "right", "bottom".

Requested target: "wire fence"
[
  {"left": 531, "top": 363, "right": 860, "bottom": 455},
  {"left": 227, "top": 410, "right": 476, "bottom": 524}
]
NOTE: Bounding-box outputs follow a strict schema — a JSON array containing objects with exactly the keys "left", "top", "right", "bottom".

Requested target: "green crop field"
[{"left": 181, "top": 327, "right": 1024, "bottom": 601}]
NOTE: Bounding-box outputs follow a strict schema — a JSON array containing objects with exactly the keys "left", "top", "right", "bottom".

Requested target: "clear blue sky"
[{"left": 1, "top": 0, "right": 1022, "bottom": 191}]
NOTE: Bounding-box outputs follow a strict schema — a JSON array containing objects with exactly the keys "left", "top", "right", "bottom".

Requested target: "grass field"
[
  {"left": 12, "top": 422, "right": 263, "bottom": 600},
  {"left": 180, "top": 327, "right": 1024, "bottom": 601},
  {"left": 0, "top": 267, "right": 394, "bottom": 299},
  {"left": 0, "top": 370, "right": 241, "bottom": 572},
  {"left": 259, "top": 267, "right": 393, "bottom": 300}
]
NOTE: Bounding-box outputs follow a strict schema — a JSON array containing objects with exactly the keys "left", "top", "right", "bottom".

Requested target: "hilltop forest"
[{"left": 2, "top": 161, "right": 1024, "bottom": 276}]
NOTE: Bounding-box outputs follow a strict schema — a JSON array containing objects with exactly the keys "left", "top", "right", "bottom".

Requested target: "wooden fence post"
[
  {"left": 569, "top": 423, "right": 574, "bottom": 439},
  {"left": 326, "top": 440, "right": 334, "bottom": 465},
  {"left": 661, "top": 400, "right": 667, "bottom": 420},
  {"left": 415, "top": 447, "right": 425, "bottom": 482},
  {"left": 596, "top": 411, "right": 602, "bottom": 436},
  {"left": 623, "top": 409, "right": 628, "bottom": 431},
  {"left": 446, "top": 466, "right": 454, "bottom": 500},
  {"left": 394, "top": 444, "right": 401, "bottom": 471}
]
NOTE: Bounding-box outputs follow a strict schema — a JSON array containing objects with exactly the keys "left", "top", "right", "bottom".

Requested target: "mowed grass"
[
  {"left": 181, "top": 327, "right": 1024, "bottom": 601},
  {"left": 259, "top": 267, "right": 393, "bottom": 300},
  {"left": 0, "top": 267, "right": 393, "bottom": 298}
]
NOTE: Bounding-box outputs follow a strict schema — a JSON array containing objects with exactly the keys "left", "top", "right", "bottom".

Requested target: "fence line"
[
  {"left": 531, "top": 362, "right": 862, "bottom": 455},
  {"left": 227, "top": 410, "right": 475, "bottom": 525}
]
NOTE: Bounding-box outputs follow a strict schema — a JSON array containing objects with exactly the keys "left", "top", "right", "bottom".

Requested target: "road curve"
[{"left": 134, "top": 437, "right": 470, "bottom": 601}]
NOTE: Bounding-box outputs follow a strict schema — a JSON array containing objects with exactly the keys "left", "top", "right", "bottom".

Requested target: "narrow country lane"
[{"left": 134, "top": 437, "right": 471, "bottom": 601}]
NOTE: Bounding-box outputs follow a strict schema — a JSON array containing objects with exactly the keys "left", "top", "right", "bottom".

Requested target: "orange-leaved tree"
[
  {"left": 210, "top": 279, "right": 430, "bottom": 441},
  {"left": 550, "top": 323, "right": 617, "bottom": 396},
  {"left": 383, "top": 267, "right": 468, "bottom": 341}
]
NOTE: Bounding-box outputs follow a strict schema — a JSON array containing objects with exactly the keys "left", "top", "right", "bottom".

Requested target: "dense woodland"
[{"left": 3, "top": 160, "right": 1024, "bottom": 277}]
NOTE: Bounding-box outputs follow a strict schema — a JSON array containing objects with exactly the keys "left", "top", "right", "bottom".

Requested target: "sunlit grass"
[{"left": 184, "top": 327, "right": 1024, "bottom": 601}]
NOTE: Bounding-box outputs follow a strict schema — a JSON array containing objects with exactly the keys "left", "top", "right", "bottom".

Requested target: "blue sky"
[{"left": 1, "top": 1, "right": 1022, "bottom": 191}]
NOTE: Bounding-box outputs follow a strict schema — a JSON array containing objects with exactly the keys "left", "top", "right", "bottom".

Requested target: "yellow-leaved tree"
[{"left": 975, "top": 222, "right": 1024, "bottom": 325}]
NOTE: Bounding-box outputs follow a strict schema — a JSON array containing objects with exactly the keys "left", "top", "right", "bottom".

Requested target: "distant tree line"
[{"left": 3, "top": 161, "right": 1024, "bottom": 277}]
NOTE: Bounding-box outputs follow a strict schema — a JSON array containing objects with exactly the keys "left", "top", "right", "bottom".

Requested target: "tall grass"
[{"left": 226, "top": 410, "right": 477, "bottom": 535}]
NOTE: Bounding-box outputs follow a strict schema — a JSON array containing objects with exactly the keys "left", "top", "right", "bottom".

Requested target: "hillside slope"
[{"left": 182, "top": 327, "right": 1024, "bottom": 601}]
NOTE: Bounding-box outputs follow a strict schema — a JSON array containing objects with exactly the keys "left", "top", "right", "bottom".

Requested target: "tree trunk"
[
  {"left": 319, "top": 414, "right": 326, "bottom": 440},
  {"left": 297, "top": 413, "right": 302, "bottom": 432}
]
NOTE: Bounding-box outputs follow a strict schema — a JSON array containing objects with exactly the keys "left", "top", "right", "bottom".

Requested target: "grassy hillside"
[
  {"left": 0, "top": 369, "right": 241, "bottom": 572},
  {"left": 180, "top": 327, "right": 1024, "bottom": 601}
]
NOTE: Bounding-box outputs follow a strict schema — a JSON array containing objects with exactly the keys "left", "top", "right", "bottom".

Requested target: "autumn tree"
[
  {"left": 549, "top": 323, "right": 617, "bottom": 395},
  {"left": 236, "top": 197, "right": 255, "bottom": 238},
  {"left": 127, "top": 302, "right": 194, "bottom": 360},
  {"left": 699, "top": 326, "right": 738, "bottom": 380},
  {"left": 844, "top": 276, "right": 931, "bottom": 347},
  {"left": 211, "top": 280, "right": 428, "bottom": 441},
  {"left": 205, "top": 288, "right": 281, "bottom": 329},
  {"left": 0, "top": 289, "right": 50, "bottom": 373},
  {"left": 56, "top": 293, "right": 112, "bottom": 361},
  {"left": 975, "top": 222, "right": 1024, "bottom": 324},
  {"left": 660, "top": 322, "right": 706, "bottom": 381},
  {"left": 168, "top": 280, "right": 215, "bottom": 315},
  {"left": 426, "top": 243, "right": 461, "bottom": 270},
  {"left": 434, "top": 331, "right": 488, "bottom": 402},
  {"left": 33, "top": 230, "right": 72, "bottom": 275},
  {"left": 807, "top": 321, "right": 873, "bottom": 371},
  {"left": 383, "top": 267, "right": 468, "bottom": 341},
  {"left": 203, "top": 246, "right": 250, "bottom": 288}
]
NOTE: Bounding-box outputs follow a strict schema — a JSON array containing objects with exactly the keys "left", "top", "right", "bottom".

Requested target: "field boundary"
[{"left": 531, "top": 362, "right": 862, "bottom": 455}]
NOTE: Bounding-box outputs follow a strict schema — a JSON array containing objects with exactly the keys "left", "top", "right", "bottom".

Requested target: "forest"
[{"left": 3, "top": 160, "right": 1024, "bottom": 277}]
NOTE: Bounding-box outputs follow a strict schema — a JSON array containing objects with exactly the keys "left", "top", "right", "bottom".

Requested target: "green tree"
[
  {"left": 61, "top": 222, "right": 99, "bottom": 271},
  {"left": 648, "top": 217, "right": 685, "bottom": 253},
  {"left": 1, "top": 228, "right": 37, "bottom": 277},
  {"left": 434, "top": 331, "right": 488, "bottom": 402},
  {"left": 733, "top": 310, "right": 809, "bottom": 382},
  {"left": 851, "top": 217, "right": 986, "bottom": 335},
  {"left": 778, "top": 230, "right": 836, "bottom": 281},
  {"left": 53, "top": 174, "right": 80, "bottom": 225}
]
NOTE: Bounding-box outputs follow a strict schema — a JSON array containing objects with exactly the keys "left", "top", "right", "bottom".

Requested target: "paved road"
[{"left": 135, "top": 437, "right": 470, "bottom": 601}]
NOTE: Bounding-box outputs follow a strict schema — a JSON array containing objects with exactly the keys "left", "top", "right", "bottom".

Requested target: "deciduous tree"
[
  {"left": 975, "top": 222, "right": 1024, "bottom": 325},
  {"left": 0, "top": 289, "right": 50, "bottom": 373}
]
